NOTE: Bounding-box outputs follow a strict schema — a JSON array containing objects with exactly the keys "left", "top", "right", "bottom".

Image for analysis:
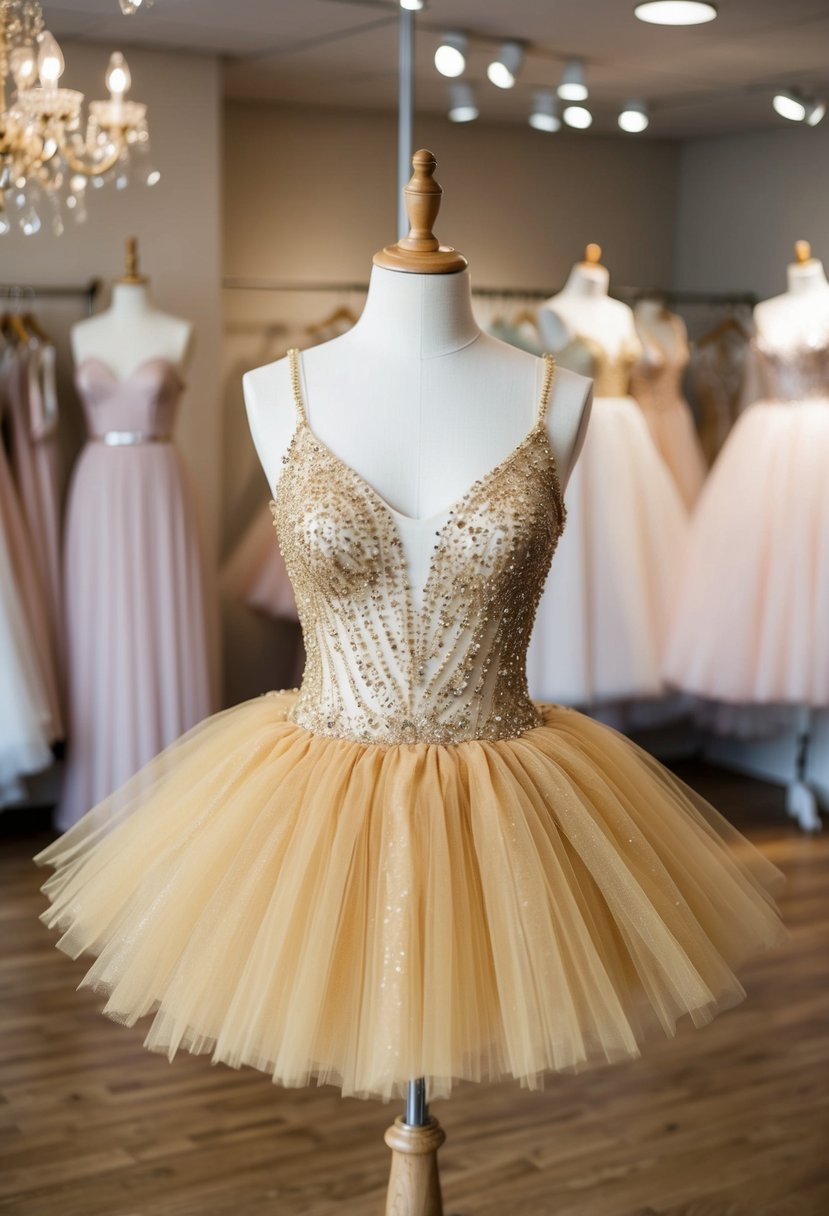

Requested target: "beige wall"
[
  {"left": 674, "top": 122, "right": 829, "bottom": 297},
  {"left": 2, "top": 42, "right": 224, "bottom": 546},
  {"left": 225, "top": 100, "right": 681, "bottom": 289}
]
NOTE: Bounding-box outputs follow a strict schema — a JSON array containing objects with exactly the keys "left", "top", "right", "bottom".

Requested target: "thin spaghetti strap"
[
  {"left": 287, "top": 348, "right": 307, "bottom": 422},
  {"left": 537, "top": 352, "right": 556, "bottom": 424}
]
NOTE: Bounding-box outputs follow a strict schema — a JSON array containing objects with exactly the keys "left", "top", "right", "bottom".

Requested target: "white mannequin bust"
[
  {"left": 633, "top": 298, "right": 686, "bottom": 363},
  {"left": 538, "top": 249, "right": 636, "bottom": 357},
  {"left": 244, "top": 154, "right": 592, "bottom": 603},
  {"left": 754, "top": 244, "right": 829, "bottom": 346},
  {"left": 71, "top": 243, "right": 193, "bottom": 378}
]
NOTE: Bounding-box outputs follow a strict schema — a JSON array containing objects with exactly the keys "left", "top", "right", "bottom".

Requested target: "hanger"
[
  {"left": 696, "top": 315, "right": 751, "bottom": 347},
  {"left": 306, "top": 304, "right": 359, "bottom": 338}
]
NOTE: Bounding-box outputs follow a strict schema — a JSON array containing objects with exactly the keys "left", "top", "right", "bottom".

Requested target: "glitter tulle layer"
[{"left": 37, "top": 692, "right": 784, "bottom": 1101}]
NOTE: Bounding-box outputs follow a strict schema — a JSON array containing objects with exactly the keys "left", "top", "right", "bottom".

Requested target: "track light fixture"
[
  {"left": 563, "top": 104, "right": 593, "bottom": 130},
  {"left": 448, "top": 83, "right": 478, "bottom": 123},
  {"left": 618, "top": 100, "right": 650, "bottom": 133},
  {"left": 435, "top": 32, "right": 467, "bottom": 78},
  {"left": 557, "top": 60, "right": 588, "bottom": 102},
  {"left": 773, "top": 91, "right": 826, "bottom": 125},
  {"left": 804, "top": 98, "right": 826, "bottom": 127},
  {"left": 487, "top": 41, "right": 523, "bottom": 90},
  {"left": 529, "top": 91, "right": 561, "bottom": 133},
  {"left": 634, "top": 2, "right": 717, "bottom": 24}
]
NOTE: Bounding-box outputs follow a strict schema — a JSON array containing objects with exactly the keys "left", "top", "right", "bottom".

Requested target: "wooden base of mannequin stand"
[{"left": 384, "top": 1115, "right": 445, "bottom": 1216}]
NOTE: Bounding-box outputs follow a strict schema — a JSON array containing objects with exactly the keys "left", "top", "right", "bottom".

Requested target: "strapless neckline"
[{"left": 76, "top": 356, "right": 184, "bottom": 389}]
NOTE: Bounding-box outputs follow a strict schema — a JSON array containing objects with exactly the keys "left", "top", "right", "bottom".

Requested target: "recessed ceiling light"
[
  {"left": 618, "top": 100, "right": 649, "bottom": 133},
  {"left": 773, "top": 91, "right": 807, "bottom": 122},
  {"left": 448, "top": 83, "right": 478, "bottom": 123},
  {"left": 557, "top": 60, "right": 588, "bottom": 102},
  {"left": 399, "top": 1, "right": 424, "bottom": 10},
  {"left": 435, "top": 32, "right": 467, "bottom": 78},
  {"left": 634, "top": 2, "right": 717, "bottom": 25},
  {"left": 563, "top": 104, "right": 593, "bottom": 130},
  {"left": 529, "top": 91, "right": 561, "bottom": 133},
  {"left": 487, "top": 41, "right": 523, "bottom": 90}
]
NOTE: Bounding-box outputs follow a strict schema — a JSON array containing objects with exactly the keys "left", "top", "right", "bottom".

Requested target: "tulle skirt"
[
  {"left": 664, "top": 399, "right": 829, "bottom": 708},
  {"left": 37, "top": 691, "right": 784, "bottom": 1101},
  {"left": 638, "top": 393, "right": 708, "bottom": 510},
  {"left": 527, "top": 396, "right": 689, "bottom": 705}
]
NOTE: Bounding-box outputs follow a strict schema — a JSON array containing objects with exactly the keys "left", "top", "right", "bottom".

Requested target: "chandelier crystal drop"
[{"left": 0, "top": 0, "right": 157, "bottom": 237}]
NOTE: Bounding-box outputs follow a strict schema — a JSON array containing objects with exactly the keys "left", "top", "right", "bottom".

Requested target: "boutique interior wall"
[{"left": 2, "top": 42, "right": 224, "bottom": 550}]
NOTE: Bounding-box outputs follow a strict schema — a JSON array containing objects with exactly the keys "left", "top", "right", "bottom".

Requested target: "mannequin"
[
  {"left": 72, "top": 238, "right": 193, "bottom": 377},
  {"left": 538, "top": 244, "right": 637, "bottom": 358},
  {"left": 527, "top": 245, "right": 687, "bottom": 711},
  {"left": 754, "top": 239, "right": 829, "bottom": 345},
  {"left": 634, "top": 296, "right": 684, "bottom": 357},
  {"left": 244, "top": 148, "right": 593, "bottom": 1216}
]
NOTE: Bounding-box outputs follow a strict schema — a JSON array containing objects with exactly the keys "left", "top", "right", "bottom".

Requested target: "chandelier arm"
[{"left": 59, "top": 127, "right": 126, "bottom": 177}]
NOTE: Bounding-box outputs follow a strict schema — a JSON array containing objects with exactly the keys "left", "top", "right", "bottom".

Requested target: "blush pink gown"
[{"left": 57, "top": 358, "right": 214, "bottom": 831}]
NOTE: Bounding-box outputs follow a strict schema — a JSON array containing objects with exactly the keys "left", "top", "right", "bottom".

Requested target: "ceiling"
[{"left": 48, "top": 0, "right": 829, "bottom": 138}]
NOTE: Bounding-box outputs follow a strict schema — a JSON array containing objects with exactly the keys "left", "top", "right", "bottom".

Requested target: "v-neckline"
[{"left": 282, "top": 349, "right": 556, "bottom": 529}]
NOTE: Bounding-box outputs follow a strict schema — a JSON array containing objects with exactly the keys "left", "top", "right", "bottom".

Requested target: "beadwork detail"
[{"left": 270, "top": 349, "right": 565, "bottom": 745}]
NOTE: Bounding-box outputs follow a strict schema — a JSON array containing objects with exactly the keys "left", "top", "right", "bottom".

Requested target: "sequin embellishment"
[{"left": 270, "top": 350, "right": 565, "bottom": 745}]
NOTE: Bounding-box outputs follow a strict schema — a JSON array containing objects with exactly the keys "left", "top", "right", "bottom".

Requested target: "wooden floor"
[{"left": 1, "top": 764, "right": 827, "bottom": 1216}]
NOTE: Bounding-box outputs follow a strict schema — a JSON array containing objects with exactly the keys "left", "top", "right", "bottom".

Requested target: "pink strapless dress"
[{"left": 57, "top": 358, "right": 214, "bottom": 831}]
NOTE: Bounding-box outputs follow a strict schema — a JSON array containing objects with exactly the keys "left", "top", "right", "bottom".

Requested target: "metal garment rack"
[
  {"left": 0, "top": 279, "right": 101, "bottom": 316},
  {"left": 222, "top": 276, "right": 757, "bottom": 310}
]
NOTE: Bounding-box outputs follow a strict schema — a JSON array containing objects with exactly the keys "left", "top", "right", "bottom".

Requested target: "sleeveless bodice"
[
  {"left": 630, "top": 320, "right": 690, "bottom": 412},
  {"left": 755, "top": 335, "right": 829, "bottom": 401},
  {"left": 75, "top": 358, "right": 183, "bottom": 442},
  {"left": 271, "top": 350, "right": 565, "bottom": 746},
  {"left": 557, "top": 334, "right": 641, "bottom": 397}
]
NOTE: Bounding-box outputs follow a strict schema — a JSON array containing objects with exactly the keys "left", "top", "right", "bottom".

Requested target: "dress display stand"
[{"left": 243, "top": 150, "right": 592, "bottom": 1216}]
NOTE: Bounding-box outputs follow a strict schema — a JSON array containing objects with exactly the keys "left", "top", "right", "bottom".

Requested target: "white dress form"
[
  {"left": 72, "top": 282, "right": 193, "bottom": 377},
  {"left": 244, "top": 149, "right": 593, "bottom": 1216},
  {"left": 528, "top": 250, "right": 688, "bottom": 710},
  {"left": 754, "top": 254, "right": 829, "bottom": 345}
]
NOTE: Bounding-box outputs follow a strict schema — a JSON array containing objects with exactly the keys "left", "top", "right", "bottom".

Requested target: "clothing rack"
[
  {"left": 0, "top": 279, "right": 101, "bottom": 316},
  {"left": 222, "top": 276, "right": 757, "bottom": 309}
]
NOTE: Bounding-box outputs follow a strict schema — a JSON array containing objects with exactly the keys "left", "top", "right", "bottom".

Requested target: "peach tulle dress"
[
  {"left": 56, "top": 357, "right": 214, "bottom": 831},
  {"left": 630, "top": 312, "right": 707, "bottom": 509},
  {"left": 38, "top": 351, "right": 784, "bottom": 1102},
  {"left": 665, "top": 334, "right": 829, "bottom": 713},
  {"left": 527, "top": 336, "right": 689, "bottom": 707}
]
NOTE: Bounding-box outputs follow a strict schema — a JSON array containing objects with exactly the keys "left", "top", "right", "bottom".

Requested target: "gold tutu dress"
[{"left": 38, "top": 351, "right": 784, "bottom": 1101}]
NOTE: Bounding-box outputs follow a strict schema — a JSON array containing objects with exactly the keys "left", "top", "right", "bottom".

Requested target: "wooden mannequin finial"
[
  {"left": 794, "top": 239, "right": 812, "bottom": 265},
  {"left": 373, "top": 150, "right": 468, "bottom": 274},
  {"left": 583, "top": 243, "right": 603, "bottom": 266},
  {"left": 119, "top": 236, "right": 148, "bottom": 284}
]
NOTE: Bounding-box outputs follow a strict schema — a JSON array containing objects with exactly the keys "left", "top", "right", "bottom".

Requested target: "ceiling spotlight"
[
  {"left": 773, "top": 91, "right": 807, "bottom": 123},
  {"left": 487, "top": 41, "right": 523, "bottom": 90},
  {"left": 557, "top": 59, "right": 588, "bottom": 102},
  {"left": 634, "top": 2, "right": 717, "bottom": 24},
  {"left": 448, "top": 83, "right": 478, "bottom": 123},
  {"left": 563, "top": 104, "right": 593, "bottom": 130},
  {"left": 805, "top": 98, "right": 826, "bottom": 126},
  {"left": 618, "top": 99, "right": 649, "bottom": 133},
  {"left": 529, "top": 91, "right": 561, "bottom": 133},
  {"left": 399, "top": 1, "right": 424, "bottom": 10},
  {"left": 435, "top": 32, "right": 467, "bottom": 79}
]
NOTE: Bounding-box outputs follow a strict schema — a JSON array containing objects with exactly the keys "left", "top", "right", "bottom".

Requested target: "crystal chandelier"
[{"left": 0, "top": 0, "right": 157, "bottom": 236}]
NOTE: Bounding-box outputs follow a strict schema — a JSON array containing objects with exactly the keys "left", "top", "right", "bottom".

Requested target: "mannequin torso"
[
  {"left": 538, "top": 263, "right": 637, "bottom": 358},
  {"left": 634, "top": 299, "right": 687, "bottom": 365},
  {"left": 245, "top": 267, "right": 592, "bottom": 598},
  {"left": 754, "top": 258, "right": 829, "bottom": 346},
  {"left": 72, "top": 283, "right": 194, "bottom": 378}
]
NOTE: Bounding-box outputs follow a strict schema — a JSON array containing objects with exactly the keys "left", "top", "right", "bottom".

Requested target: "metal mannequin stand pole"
[{"left": 385, "top": 1078, "right": 445, "bottom": 1215}]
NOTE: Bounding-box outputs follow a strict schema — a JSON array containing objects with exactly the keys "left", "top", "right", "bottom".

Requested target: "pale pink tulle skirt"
[
  {"left": 639, "top": 394, "right": 708, "bottom": 510},
  {"left": 58, "top": 442, "right": 214, "bottom": 831},
  {"left": 38, "top": 693, "right": 783, "bottom": 1101},
  {"left": 528, "top": 397, "right": 689, "bottom": 706},
  {"left": 664, "top": 399, "right": 829, "bottom": 707}
]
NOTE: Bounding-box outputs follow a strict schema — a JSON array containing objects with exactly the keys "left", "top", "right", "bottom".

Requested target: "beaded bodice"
[
  {"left": 270, "top": 349, "right": 565, "bottom": 746},
  {"left": 557, "top": 334, "right": 641, "bottom": 397},
  {"left": 756, "top": 335, "right": 829, "bottom": 401}
]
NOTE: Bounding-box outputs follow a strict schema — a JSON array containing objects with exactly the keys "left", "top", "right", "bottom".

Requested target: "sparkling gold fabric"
[
  {"left": 271, "top": 349, "right": 563, "bottom": 745},
  {"left": 557, "top": 334, "right": 642, "bottom": 397},
  {"left": 756, "top": 335, "right": 829, "bottom": 401},
  {"left": 36, "top": 351, "right": 785, "bottom": 1102}
]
